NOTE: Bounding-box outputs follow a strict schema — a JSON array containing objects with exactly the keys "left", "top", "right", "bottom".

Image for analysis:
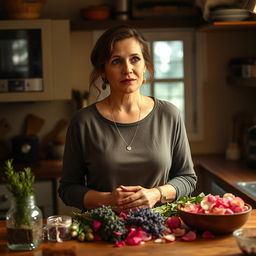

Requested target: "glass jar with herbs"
[{"left": 3, "top": 160, "right": 43, "bottom": 251}]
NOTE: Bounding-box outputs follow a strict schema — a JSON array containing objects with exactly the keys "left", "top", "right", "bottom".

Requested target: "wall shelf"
[
  {"left": 197, "top": 20, "right": 256, "bottom": 32},
  {"left": 70, "top": 18, "right": 204, "bottom": 31},
  {"left": 71, "top": 18, "right": 256, "bottom": 32}
]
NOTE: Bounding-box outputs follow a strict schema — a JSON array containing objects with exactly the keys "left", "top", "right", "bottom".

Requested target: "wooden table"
[{"left": 0, "top": 210, "right": 255, "bottom": 256}]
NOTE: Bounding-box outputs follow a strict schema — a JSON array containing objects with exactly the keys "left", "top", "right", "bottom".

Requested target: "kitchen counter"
[
  {"left": 0, "top": 160, "right": 62, "bottom": 181},
  {"left": 1, "top": 154, "right": 255, "bottom": 214},
  {"left": 0, "top": 210, "right": 255, "bottom": 256},
  {"left": 193, "top": 154, "right": 256, "bottom": 207}
]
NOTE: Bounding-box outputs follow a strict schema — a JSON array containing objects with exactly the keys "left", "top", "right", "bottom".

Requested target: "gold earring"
[
  {"left": 101, "top": 77, "right": 108, "bottom": 90},
  {"left": 142, "top": 77, "right": 146, "bottom": 84}
]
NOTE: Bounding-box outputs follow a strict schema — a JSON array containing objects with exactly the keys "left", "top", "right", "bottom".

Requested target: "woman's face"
[{"left": 102, "top": 37, "right": 146, "bottom": 94}]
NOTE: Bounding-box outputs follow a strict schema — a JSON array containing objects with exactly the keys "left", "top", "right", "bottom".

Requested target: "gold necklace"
[{"left": 108, "top": 98, "right": 141, "bottom": 151}]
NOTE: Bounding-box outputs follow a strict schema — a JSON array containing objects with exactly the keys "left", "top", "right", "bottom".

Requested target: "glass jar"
[
  {"left": 47, "top": 215, "right": 72, "bottom": 242},
  {"left": 6, "top": 195, "right": 43, "bottom": 251}
]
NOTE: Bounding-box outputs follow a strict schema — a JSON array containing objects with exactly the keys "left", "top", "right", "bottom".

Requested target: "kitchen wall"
[
  {"left": 1, "top": 0, "right": 255, "bottom": 153},
  {"left": 0, "top": 0, "right": 256, "bottom": 213},
  {"left": 192, "top": 30, "right": 256, "bottom": 154}
]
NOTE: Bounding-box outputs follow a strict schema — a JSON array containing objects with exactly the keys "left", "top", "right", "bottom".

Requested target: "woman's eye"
[
  {"left": 131, "top": 56, "right": 140, "bottom": 63},
  {"left": 111, "top": 59, "right": 121, "bottom": 65}
]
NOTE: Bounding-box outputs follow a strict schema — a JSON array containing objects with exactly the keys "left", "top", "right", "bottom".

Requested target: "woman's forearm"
[{"left": 83, "top": 190, "right": 113, "bottom": 209}]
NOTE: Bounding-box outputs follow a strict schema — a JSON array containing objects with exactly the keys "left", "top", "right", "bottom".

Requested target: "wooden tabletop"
[{"left": 0, "top": 210, "right": 255, "bottom": 256}]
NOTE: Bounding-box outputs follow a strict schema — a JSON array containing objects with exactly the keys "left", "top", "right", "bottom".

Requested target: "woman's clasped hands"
[{"left": 111, "top": 185, "right": 160, "bottom": 212}]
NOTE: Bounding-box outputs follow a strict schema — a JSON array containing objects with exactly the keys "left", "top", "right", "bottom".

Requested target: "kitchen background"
[{"left": 0, "top": 0, "right": 256, "bottom": 215}]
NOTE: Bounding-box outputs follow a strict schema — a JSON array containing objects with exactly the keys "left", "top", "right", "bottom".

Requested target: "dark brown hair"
[{"left": 89, "top": 25, "right": 154, "bottom": 90}]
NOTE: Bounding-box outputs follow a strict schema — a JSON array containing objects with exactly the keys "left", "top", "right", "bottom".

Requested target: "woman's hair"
[{"left": 89, "top": 25, "right": 154, "bottom": 90}]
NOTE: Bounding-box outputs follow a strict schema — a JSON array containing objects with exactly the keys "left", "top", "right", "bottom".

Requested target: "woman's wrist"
[
  {"left": 155, "top": 184, "right": 177, "bottom": 203},
  {"left": 152, "top": 187, "right": 162, "bottom": 203}
]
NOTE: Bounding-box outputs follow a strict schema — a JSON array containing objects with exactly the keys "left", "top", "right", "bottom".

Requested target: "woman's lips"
[{"left": 121, "top": 79, "right": 136, "bottom": 84}]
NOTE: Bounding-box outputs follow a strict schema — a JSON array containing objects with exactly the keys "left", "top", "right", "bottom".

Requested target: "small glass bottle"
[
  {"left": 6, "top": 195, "right": 43, "bottom": 251},
  {"left": 47, "top": 215, "right": 72, "bottom": 242}
]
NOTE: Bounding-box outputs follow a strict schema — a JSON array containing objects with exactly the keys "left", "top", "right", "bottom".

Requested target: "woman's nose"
[{"left": 122, "top": 61, "right": 132, "bottom": 74}]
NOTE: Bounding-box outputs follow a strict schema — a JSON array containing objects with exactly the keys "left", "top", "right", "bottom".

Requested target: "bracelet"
[{"left": 155, "top": 186, "right": 167, "bottom": 203}]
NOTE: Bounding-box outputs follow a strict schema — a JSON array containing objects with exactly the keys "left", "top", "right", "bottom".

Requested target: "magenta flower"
[
  {"left": 119, "top": 212, "right": 128, "bottom": 219},
  {"left": 114, "top": 241, "right": 126, "bottom": 247},
  {"left": 93, "top": 220, "right": 102, "bottom": 231},
  {"left": 125, "top": 227, "right": 151, "bottom": 245},
  {"left": 166, "top": 216, "right": 181, "bottom": 230},
  {"left": 181, "top": 230, "right": 197, "bottom": 241},
  {"left": 202, "top": 231, "right": 215, "bottom": 239},
  {"left": 112, "top": 231, "right": 123, "bottom": 236}
]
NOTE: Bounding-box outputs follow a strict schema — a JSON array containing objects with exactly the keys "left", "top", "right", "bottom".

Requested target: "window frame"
[{"left": 140, "top": 28, "right": 203, "bottom": 141}]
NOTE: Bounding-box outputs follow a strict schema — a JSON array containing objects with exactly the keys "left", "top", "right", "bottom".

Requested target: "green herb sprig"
[
  {"left": 3, "top": 159, "right": 35, "bottom": 227},
  {"left": 153, "top": 192, "right": 205, "bottom": 218},
  {"left": 4, "top": 159, "right": 34, "bottom": 198}
]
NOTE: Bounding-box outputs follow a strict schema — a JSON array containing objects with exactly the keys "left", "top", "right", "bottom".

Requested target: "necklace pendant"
[{"left": 126, "top": 146, "right": 132, "bottom": 151}]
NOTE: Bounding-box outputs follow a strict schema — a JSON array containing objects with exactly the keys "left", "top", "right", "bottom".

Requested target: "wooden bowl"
[
  {"left": 4, "top": 0, "right": 46, "bottom": 19},
  {"left": 81, "top": 5, "right": 110, "bottom": 20},
  {"left": 177, "top": 204, "right": 252, "bottom": 235}
]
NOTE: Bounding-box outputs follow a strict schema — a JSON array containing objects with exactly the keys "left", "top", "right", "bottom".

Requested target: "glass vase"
[{"left": 6, "top": 194, "right": 43, "bottom": 251}]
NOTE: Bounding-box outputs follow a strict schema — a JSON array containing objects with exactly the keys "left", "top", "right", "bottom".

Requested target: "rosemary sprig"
[
  {"left": 4, "top": 159, "right": 34, "bottom": 198},
  {"left": 3, "top": 159, "right": 35, "bottom": 226}
]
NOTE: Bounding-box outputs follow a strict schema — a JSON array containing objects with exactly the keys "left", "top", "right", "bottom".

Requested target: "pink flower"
[
  {"left": 114, "top": 241, "right": 126, "bottom": 247},
  {"left": 230, "top": 197, "right": 245, "bottom": 208},
  {"left": 181, "top": 231, "right": 197, "bottom": 241},
  {"left": 182, "top": 202, "right": 201, "bottom": 213},
  {"left": 125, "top": 227, "right": 151, "bottom": 246},
  {"left": 202, "top": 231, "right": 215, "bottom": 239},
  {"left": 119, "top": 212, "right": 128, "bottom": 219},
  {"left": 211, "top": 206, "right": 226, "bottom": 215},
  {"left": 172, "top": 228, "right": 186, "bottom": 237},
  {"left": 207, "top": 194, "right": 217, "bottom": 203},
  {"left": 137, "top": 229, "right": 152, "bottom": 241},
  {"left": 93, "top": 220, "right": 101, "bottom": 231},
  {"left": 166, "top": 216, "right": 181, "bottom": 229},
  {"left": 113, "top": 231, "right": 123, "bottom": 236},
  {"left": 224, "top": 208, "right": 234, "bottom": 215},
  {"left": 201, "top": 195, "right": 216, "bottom": 211},
  {"left": 126, "top": 236, "right": 143, "bottom": 245}
]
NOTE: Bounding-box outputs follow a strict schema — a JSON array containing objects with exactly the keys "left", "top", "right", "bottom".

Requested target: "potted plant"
[{"left": 3, "top": 159, "right": 43, "bottom": 251}]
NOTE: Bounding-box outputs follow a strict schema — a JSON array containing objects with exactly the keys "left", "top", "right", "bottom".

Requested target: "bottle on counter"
[{"left": 226, "top": 142, "right": 241, "bottom": 161}]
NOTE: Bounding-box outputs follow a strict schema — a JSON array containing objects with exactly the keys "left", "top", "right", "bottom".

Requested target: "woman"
[{"left": 58, "top": 25, "right": 197, "bottom": 212}]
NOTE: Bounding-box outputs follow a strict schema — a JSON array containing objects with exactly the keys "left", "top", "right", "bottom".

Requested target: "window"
[{"left": 140, "top": 29, "right": 203, "bottom": 140}]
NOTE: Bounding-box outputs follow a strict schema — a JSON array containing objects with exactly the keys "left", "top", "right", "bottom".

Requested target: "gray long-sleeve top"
[{"left": 58, "top": 98, "right": 197, "bottom": 210}]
